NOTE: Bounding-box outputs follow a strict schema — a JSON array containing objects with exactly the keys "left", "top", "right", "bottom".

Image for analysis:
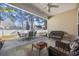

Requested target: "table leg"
[{"left": 39, "top": 49, "right": 40, "bottom": 56}]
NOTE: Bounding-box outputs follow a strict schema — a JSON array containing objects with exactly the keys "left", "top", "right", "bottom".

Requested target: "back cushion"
[{"left": 49, "top": 31, "right": 64, "bottom": 39}]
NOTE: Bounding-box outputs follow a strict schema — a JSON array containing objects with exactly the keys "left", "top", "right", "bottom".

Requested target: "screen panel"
[
  {"left": 33, "top": 16, "right": 47, "bottom": 30},
  {"left": 0, "top": 3, "right": 30, "bottom": 30},
  {"left": 0, "top": 3, "right": 47, "bottom": 30}
]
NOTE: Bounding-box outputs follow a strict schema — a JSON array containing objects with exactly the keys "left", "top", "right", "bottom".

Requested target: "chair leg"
[{"left": 32, "top": 44, "right": 33, "bottom": 51}]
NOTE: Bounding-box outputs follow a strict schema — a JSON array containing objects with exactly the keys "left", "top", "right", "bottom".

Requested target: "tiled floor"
[{"left": 0, "top": 37, "right": 55, "bottom": 56}]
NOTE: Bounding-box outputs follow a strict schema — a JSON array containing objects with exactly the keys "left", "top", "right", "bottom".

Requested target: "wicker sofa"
[
  {"left": 48, "top": 39, "right": 79, "bottom": 56},
  {"left": 49, "top": 31, "right": 65, "bottom": 40}
]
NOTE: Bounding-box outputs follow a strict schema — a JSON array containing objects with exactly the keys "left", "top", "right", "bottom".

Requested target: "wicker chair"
[{"left": 0, "top": 40, "right": 5, "bottom": 50}]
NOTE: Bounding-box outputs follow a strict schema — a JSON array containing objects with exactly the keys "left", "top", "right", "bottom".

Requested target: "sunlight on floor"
[{"left": 0, "top": 35, "right": 18, "bottom": 40}]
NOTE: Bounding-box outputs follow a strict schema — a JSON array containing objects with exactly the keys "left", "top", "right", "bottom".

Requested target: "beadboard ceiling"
[
  {"left": 32, "top": 3, "right": 77, "bottom": 16},
  {"left": 10, "top": 3, "right": 77, "bottom": 18}
]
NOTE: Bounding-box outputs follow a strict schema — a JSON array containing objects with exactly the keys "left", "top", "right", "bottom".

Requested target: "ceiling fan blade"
[
  {"left": 47, "top": 3, "right": 59, "bottom": 7},
  {"left": 50, "top": 5, "right": 59, "bottom": 7}
]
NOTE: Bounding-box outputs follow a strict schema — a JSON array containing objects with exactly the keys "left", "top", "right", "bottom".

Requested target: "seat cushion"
[{"left": 48, "top": 46, "right": 68, "bottom": 56}]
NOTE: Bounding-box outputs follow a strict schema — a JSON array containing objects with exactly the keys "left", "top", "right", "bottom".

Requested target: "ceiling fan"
[
  {"left": 47, "top": 3, "right": 59, "bottom": 12},
  {"left": 46, "top": 3, "right": 59, "bottom": 19}
]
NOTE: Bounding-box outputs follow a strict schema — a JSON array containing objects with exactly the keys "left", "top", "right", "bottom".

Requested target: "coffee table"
[{"left": 32, "top": 42, "right": 47, "bottom": 56}]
